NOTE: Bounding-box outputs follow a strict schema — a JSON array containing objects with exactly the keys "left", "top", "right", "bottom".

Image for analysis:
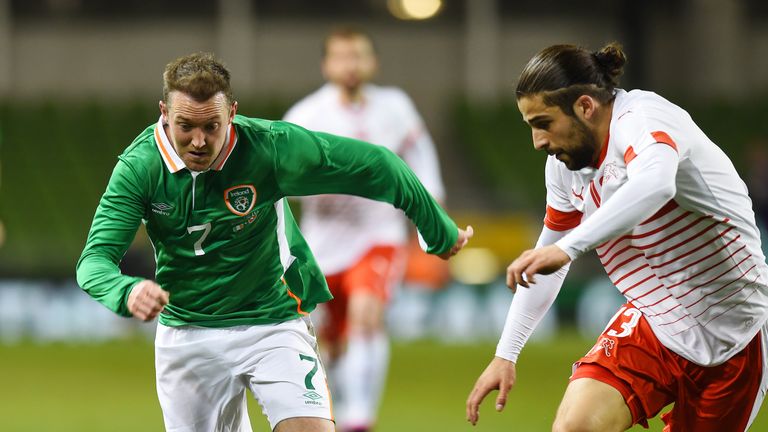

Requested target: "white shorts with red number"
[{"left": 155, "top": 317, "right": 333, "bottom": 431}]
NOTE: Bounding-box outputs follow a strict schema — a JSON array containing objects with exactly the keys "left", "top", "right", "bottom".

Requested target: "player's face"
[
  {"left": 322, "top": 36, "right": 377, "bottom": 94},
  {"left": 160, "top": 91, "right": 237, "bottom": 171},
  {"left": 518, "top": 95, "right": 600, "bottom": 171}
]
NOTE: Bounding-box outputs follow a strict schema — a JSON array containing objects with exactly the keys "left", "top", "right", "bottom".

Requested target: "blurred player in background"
[
  {"left": 284, "top": 27, "right": 447, "bottom": 432},
  {"left": 467, "top": 43, "right": 768, "bottom": 431},
  {"left": 0, "top": 126, "right": 5, "bottom": 249},
  {"left": 745, "top": 137, "right": 768, "bottom": 233},
  {"left": 77, "top": 52, "right": 472, "bottom": 432}
]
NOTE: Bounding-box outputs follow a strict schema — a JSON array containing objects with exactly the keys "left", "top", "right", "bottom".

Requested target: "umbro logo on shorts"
[{"left": 302, "top": 391, "right": 324, "bottom": 405}]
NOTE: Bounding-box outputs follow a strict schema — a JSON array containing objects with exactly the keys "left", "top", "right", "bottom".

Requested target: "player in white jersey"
[
  {"left": 466, "top": 43, "right": 768, "bottom": 431},
  {"left": 284, "top": 27, "right": 446, "bottom": 432}
]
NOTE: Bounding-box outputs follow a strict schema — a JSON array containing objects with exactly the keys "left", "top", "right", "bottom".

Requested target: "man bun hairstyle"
[
  {"left": 592, "top": 43, "right": 627, "bottom": 88},
  {"left": 516, "top": 42, "right": 627, "bottom": 116},
  {"left": 163, "top": 52, "right": 234, "bottom": 106}
]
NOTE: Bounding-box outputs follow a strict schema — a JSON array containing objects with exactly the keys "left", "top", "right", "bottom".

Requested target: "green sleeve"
[
  {"left": 76, "top": 158, "right": 146, "bottom": 317},
  {"left": 272, "top": 122, "right": 458, "bottom": 255}
]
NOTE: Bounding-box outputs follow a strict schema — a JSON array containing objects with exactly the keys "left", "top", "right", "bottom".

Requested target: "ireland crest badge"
[{"left": 224, "top": 184, "right": 256, "bottom": 216}]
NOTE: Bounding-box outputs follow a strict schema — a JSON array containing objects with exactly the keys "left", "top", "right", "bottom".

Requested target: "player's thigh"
[
  {"left": 317, "top": 273, "right": 349, "bottom": 350},
  {"left": 343, "top": 245, "right": 404, "bottom": 331},
  {"left": 666, "top": 327, "right": 767, "bottom": 432},
  {"left": 247, "top": 318, "right": 333, "bottom": 430},
  {"left": 347, "top": 291, "right": 385, "bottom": 332},
  {"left": 274, "top": 417, "right": 335, "bottom": 432},
  {"left": 553, "top": 377, "right": 633, "bottom": 432},
  {"left": 155, "top": 325, "right": 248, "bottom": 431}
]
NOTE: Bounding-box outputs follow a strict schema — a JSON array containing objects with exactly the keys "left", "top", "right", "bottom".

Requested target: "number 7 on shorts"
[{"left": 299, "top": 354, "right": 318, "bottom": 390}]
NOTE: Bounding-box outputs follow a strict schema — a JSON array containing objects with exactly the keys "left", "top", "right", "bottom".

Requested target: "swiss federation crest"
[{"left": 224, "top": 184, "right": 257, "bottom": 216}]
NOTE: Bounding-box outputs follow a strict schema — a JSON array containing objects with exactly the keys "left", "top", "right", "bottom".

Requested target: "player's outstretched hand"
[
  {"left": 466, "top": 356, "right": 517, "bottom": 426},
  {"left": 438, "top": 225, "right": 474, "bottom": 260},
  {"left": 506, "top": 244, "right": 570, "bottom": 291},
  {"left": 128, "top": 280, "right": 170, "bottom": 321}
]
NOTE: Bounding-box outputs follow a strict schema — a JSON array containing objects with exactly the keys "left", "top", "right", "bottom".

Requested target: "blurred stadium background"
[{"left": 1, "top": 0, "right": 768, "bottom": 430}]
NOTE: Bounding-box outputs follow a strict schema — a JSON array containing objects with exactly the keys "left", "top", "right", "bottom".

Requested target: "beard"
[{"left": 561, "top": 116, "right": 600, "bottom": 171}]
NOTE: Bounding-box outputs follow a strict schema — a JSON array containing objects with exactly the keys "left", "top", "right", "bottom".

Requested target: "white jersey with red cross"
[
  {"left": 545, "top": 89, "right": 768, "bottom": 366},
  {"left": 284, "top": 83, "right": 445, "bottom": 274}
]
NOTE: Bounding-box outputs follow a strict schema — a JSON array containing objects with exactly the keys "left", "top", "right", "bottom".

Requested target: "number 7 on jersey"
[{"left": 187, "top": 222, "right": 212, "bottom": 256}]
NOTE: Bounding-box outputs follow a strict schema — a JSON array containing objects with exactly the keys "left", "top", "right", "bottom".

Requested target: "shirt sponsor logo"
[
  {"left": 151, "top": 202, "right": 174, "bottom": 216},
  {"left": 224, "top": 184, "right": 257, "bottom": 216}
]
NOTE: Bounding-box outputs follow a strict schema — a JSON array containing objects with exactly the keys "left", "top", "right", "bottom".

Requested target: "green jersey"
[{"left": 76, "top": 115, "right": 457, "bottom": 327}]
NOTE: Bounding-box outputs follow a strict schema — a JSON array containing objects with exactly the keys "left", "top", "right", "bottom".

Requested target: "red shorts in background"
[
  {"left": 320, "top": 245, "right": 405, "bottom": 345},
  {"left": 571, "top": 303, "right": 766, "bottom": 431}
]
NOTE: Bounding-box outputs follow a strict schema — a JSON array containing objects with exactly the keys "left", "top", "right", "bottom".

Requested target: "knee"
[
  {"left": 347, "top": 317, "right": 382, "bottom": 337},
  {"left": 552, "top": 416, "right": 591, "bottom": 432},
  {"left": 347, "top": 296, "right": 384, "bottom": 335},
  {"left": 552, "top": 414, "right": 622, "bottom": 432}
]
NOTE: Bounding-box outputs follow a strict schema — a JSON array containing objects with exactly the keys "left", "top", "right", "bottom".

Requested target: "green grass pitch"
[{"left": 1, "top": 331, "right": 765, "bottom": 431}]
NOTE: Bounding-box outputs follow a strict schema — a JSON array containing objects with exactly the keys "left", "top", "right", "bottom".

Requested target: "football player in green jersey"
[{"left": 76, "top": 52, "right": 472, "bottom": 432}]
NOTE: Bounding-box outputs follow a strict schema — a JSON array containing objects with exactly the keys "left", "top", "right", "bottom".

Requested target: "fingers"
[
  {"left": 467, "top": 358, "right": 517, "bottom": 426},
  {"left": 524, "top": 270, "right": 537, "bottom": 285},
  {"left": 505, "top": 264, "right": 517, "bottom": 292},
  {"left": 466, "top": 382, "right": 491, "bottom": 426},
  {"left": 132, "top": 300, "right": 164, "bottom": 321},
  {"left": 506, "top": 253, "right": 530, "bottom": 290},
  {"left": 438, "top": 225, "right": 474, "bottom": 260},
  {"left": 496, "top": 377, "right": 511, "bottom": 412},
  {"left": 506, "top": 249, "right": 544, "bottom": 290},
  {"left": 128, "top": 281, "right": 170, "bottom": 322},
  {"left": 464, "top": 225, "right": 474, "bottom": 242},
  {"left": 158, "top": 287, "right": 170, "bottom": 305},
  {"left": 456, "top": 225, "right": 474, "bottom": 252}
]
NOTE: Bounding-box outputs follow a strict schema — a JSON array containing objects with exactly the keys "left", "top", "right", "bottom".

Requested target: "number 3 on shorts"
[
  {"left": 299, "top": 354, "right": 318, "bottom": 390},
  {"left": 606, "top": 306, "right": 642, "bottom": 338}
]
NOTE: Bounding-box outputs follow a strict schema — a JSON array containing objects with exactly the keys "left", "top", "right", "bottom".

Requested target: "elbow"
[
  {"left": 75, "top": 256, "right": 86, "bottom": 287},
  {"left": 75, "top": 260, "right": 89, "bottom": 291},
  {"left": 75, "top": 252, "right": 98, "bottom": 291},
  {"left": 658, "top": 182, "right": 676, "bottom": 202}
]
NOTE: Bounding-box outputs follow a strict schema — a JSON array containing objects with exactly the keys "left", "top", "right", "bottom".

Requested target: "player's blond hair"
[
  {"left": 162, "top": 52, "right": 234, "bottom": 105},
  {"left": 516, "top": 43, "right": 627, "bottom": 116}
]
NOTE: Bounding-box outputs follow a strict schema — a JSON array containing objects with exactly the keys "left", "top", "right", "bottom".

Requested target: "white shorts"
[{"left": 155, "top": 317, "right": 333, "bottom": 431}]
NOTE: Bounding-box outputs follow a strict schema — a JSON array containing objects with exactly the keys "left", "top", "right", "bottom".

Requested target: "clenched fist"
[{"left": 127, "top": 280, "right": 170, "bottom": 321}]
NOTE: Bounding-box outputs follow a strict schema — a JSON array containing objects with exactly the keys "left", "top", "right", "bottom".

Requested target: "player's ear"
[
  {"left": 573, "top": 95, "right": 596, "bottom": 121},
  {"left": 229, "top": 101, "right": 238, "bottom": 123},
  {"left": 159, "top": 100, "right": 168, "bottom": 124}
]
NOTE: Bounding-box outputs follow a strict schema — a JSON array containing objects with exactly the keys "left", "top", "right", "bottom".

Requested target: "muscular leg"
[
  {"left": 274, "top": 417, "right": 335, "bottom": 432},
  {"left": 552, "top": 378, "right": 633, "bottom": 432}
]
